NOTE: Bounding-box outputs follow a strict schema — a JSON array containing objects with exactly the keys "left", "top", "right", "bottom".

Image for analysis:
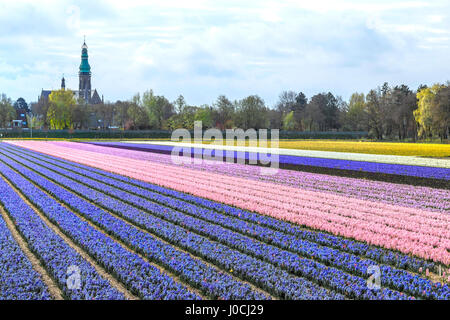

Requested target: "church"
[{"left": 39, "top": 40, "right": 104, "bottom": 105}]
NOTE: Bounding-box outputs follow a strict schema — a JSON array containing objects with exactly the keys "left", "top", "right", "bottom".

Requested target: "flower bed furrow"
[
  {"left": 13, "top": 143, "right": 448, "bottom": 264},
  {"left": 9, "top": 141, "right": 449, "bottom": 213},
  {"left": 0, "top": 209, "right": 52, "bottom": 300},
  {"left": 21, "top": 140, "right": 450, "bottom": 212},
  {"left": 86, "top": 141, "right": 450, "bottom": 177},
  {"left": 0, "top": 162, "right": 200, "bottom": 300},
  {"left": 7, "top": 145, "right": 447, "bottom": 233},
  {"left": 0, "top": 153, "right": 349, "bottom": 300},
  {"left": 4, "top": 141, "right": 448, "bottom": 264},
  {"left": 4, "top": 143, "right": 436, "bottom": 274},
  {"left": 0, "top": 156, "right": 276, "bottom": 300},
  {"left": 0, "top": 174, "right": 125, "bottom": 300},
  {"left": 4, "top": 147, "right": 448, "bottom": 299}
]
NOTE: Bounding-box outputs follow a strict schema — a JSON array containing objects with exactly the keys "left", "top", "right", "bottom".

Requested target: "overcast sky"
[{"left": 0, "top": 0, "right": 449, "bottom": 107}]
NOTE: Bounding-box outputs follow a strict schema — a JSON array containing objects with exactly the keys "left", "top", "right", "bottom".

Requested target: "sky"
[{"left": 0, "top": 0, "right": 449, "bottom": 107}]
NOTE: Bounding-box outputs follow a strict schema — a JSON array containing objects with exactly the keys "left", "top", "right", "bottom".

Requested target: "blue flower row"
[
  {"left": 1, "top": 151, "right": 411, "bottom": 300},
  {"left": 0, "top": 162, "right": 199, "bottom": 300},
  {"left": 0, "top": 172, "right": 124, "bottom": 300},
  {"left": 0, "top": 208, "right": 51, "bottom": 300},
  {"left": 3, "top": 144, "right": 435, "bottom": 275},
  {"left": 0, "top": 155, "right": 269, "bottom": 300},
  {"left": 26, "top": 153, "right": 446, "bottom": 300},
  {"left": 17, "top": 152, "right": 436, "bottom": 300},
  {"left": 0, "top": 152, "right": 342, "bottom": 300},
  {"left": 6, "top": 144, "right": 448, "bottom": 300}
]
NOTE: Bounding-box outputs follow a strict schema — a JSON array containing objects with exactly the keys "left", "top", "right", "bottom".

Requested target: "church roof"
[
  {"left": 91, "top": 89, "right": 102, "bottom": 104},
  {"left": 40, "top": 90, "right": 52, "bottom": 100}
]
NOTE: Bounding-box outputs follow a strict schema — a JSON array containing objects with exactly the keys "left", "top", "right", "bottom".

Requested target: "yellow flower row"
[{"left": 202, "top": 139, "right": 450, "bottom": 158}]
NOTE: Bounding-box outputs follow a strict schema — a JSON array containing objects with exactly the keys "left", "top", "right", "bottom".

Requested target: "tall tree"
[
  {"left": 141, "top": 90, "right": 175, "bottom": 129},
  {"left": 282, "top": 111, "right": 296, "bottom": 130},
  {"left": 432, "top": 85, "right": 450, "bottom": 141},
  {"left": 323, "top": 92, "right": 339, "bottom": 130},
  {"left": 275, "top": 91, "right": 297, "bottom": 129},
  {"left": 234, "top": 95, "right": 269, "bottom": 130},
  {"left": 13, "top": 97, "right": 30, "bottom": 112},
  {"left": 195, "top": 105, "right": 214, "bottom": 129},
  {"left": 213, "top": 95, "right": 235, "bottom": 129},
  {"left": 47, "top": 89, "right": 76, "bottom": 129},
  {"left": 344, "top": 93, "right": 366, "bottom": 131},
  {"left": 305, "top": 93, "right": 326, "bottom": 131},
  {"left": 0, "top": 94, "right": 15, "bottom": 128},
  {"left": 71, "top": 104, "right": 89, "bottom": 129},
  {"left": 94, "top": 103, "right": 115, "bottom": 130},
  {"left": 115, "top": 100, "right": 131, "bottom": 129},
  {"left": 365, "top": 89, "right": 384, "bottom": 139},
  {"left": 293, "top": 92, "right": 308, "bottom": 130},
  {"left": 174, "top": 95, "right": 186, "bottom": 114},
  {"left": 414, "top": 84, "right": 443, "bottom": 140},
  {"left": 127, "top": 99, "right": 148, "bottom": 130}
]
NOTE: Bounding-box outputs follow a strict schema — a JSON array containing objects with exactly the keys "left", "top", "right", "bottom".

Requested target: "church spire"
[
  {"left": 79, "top": 38, "right": 91, "bottom": 73},
  {"left": 61, "top": 74, "right": 65, "bottom": 90},
  {"left": 79, "top": 38, "right": 92, "bottom": 103}
]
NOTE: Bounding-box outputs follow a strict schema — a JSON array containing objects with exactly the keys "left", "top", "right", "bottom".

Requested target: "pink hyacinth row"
[
  {"left": 7, "top": 140, "right": 450, "bottom": 265},
  {"left": 49, "top": 140, "right": 450, "bottom": 213}
]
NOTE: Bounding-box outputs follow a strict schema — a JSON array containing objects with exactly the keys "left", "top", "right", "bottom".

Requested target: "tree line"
[{"left": 1, "top": 82, "right": 448, "bottom": 141}]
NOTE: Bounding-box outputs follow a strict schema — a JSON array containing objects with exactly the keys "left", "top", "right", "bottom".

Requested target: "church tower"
[{"left": 79, "top": 39, "right": 91, "bottom": 102}]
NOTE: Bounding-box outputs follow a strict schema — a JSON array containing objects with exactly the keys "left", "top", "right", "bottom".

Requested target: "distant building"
[
  {"left": 11, "top": 97, "right": 30, "bottom": 129},
  {"left": 13, "top": 108, "right": 28, "bottom": 128},
  {"left": 38, "top": 40, "right": 104, "bottom": 106}
]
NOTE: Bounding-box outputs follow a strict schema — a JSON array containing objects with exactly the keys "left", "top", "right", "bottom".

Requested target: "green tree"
[
  {"left": 304, "top": 94, "right": 326, "bottom": 131},
  {"left": 213, "top": 95, "right": 235, "bottom": 129},
  {"left": 71, "top": 104, "right": 89, "bottom": 129},
  {"left": 13, "top": 97, "right": 30, "bottom": 112},
  {"left": 234, "top": 95, "right": 269, "bottom": 130},
  {"left": 282, "top": 111, "right": 296, "bottom": 130},
  {"left": 141, "top": 90, "right": 174, "bottom": 129},
  {"left": 195, "top": 105, "right": 213, "bottom": 129},
  {"left": 414, "top": 84, "right": 443, "bottom": 139},
  {"left": 432, "top": 85, "right": 450, "bottom": 140},
  {"left": 293, "top": 92, "right": 308, "bottom": 130},
  {"left": 127, "top": 100, "right": 148, "bottom": 130},
  {"left": 0, "top": 94, "right": 15, "bottom": 128},
  {"left": 345, "top": 93, "right": 366, "bottom": 131},
  {"left": 46, "top": 89, "right": 76, "bottom": 129},
  {"left": 365, "top": 89, "right": 384, "bottom": 139},
  {"left": 114, "top": 100, "right": 131, "bottom": 129},
  {"left": 175, "top": 95, "right": 186, "bottom": 114}
]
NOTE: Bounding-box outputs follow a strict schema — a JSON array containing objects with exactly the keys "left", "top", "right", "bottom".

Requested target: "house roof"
[{"left": 40, "top": 90, "right": 52, "bottom": 100}]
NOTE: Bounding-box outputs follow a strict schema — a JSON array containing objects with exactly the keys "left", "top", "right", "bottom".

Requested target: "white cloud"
[{"left": 0, "top": 0, "right": 449, "bottom": 105}]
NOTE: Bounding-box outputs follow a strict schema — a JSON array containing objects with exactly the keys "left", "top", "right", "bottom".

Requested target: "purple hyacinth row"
[
  {"left": 0, "top": 211, "right": 52, "bottom": 300},
  {"left": 85, "top": 141, "right": 450, "bottom": 180},
  {"left": 9, "top": 149, "right": 449, "bottom": 300},
  {"left": 0, "top": 174, "right": 124, "bottom": 300},
  {"left": 0, "top": 154, "right": 270, "bottom": 300},
  {"left": 0, "top": 151, "right": 344, "bottom": 300},
  {"left": 47, "top": 141, "right": 448, "bottom": 212},
  {"left": 0, "top": 163, "right": 199, "bottom": 300},
  {"left": 0, "top": 150, "right": 422, "bottom": 300},
  {"left": 3, "top": 144, "right": 437, "bottom": 275}
]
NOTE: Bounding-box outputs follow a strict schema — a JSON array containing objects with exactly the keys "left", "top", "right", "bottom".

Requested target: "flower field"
[
  {"left": 0, "top": 140, "right": 449, "bottom": 300},
  {"left": 204, "top": 140, "right": 450, "bottom": 158},
  {"left": 84, "top": 141, "right": 450, "bottom": 186}
]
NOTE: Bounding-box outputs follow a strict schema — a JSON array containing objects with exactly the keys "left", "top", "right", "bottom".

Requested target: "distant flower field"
[
  {"left": 189, "top": 139, "right": 450, "bottom": 158},
  {"left": 0, "top": 140, "right": 448, "bottom": 300}
]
